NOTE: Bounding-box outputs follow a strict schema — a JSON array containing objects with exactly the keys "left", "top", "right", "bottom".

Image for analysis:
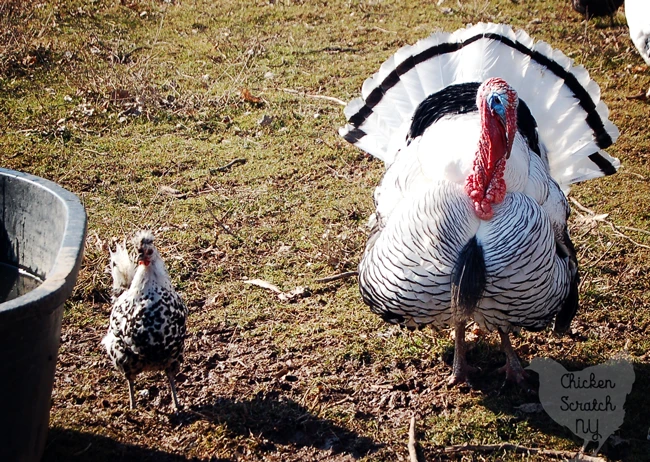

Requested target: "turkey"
[
  {"left": 340, "top": 23, "right": 620, "bottom": 386},
  {"left": 571, "top": 0, "right": 624, "bottom": 19},
  {"left": 625, "top": 0, "right": 650, "bottom": 98},
  {"left": 102, "top": 231, "right": 188, "bottom": 409}
]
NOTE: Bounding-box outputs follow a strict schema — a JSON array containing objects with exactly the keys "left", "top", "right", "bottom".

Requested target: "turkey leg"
[
  {"left": 448, "top": 321, "right": 474, "bottom": 385},
  {"left": 497, "top": 329, "right": 529, "bottom": 386}
]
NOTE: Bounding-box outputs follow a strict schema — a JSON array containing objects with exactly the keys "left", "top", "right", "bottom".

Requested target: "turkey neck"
[{"left": 465, "top": 90, "right": 512, "bottom": 221}]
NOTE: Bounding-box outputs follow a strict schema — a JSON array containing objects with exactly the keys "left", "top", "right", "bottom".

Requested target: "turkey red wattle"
[
  {"left": 466, "top": 156, "right": 506, "bottom": 220},
  {"left": 465, "top": 78, "right": 518, "bottom": 220}
]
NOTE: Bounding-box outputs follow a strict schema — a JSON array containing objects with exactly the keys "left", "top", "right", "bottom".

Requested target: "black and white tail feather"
[{"left": 340, "top": 22, "right": 619, "bottom": 191}]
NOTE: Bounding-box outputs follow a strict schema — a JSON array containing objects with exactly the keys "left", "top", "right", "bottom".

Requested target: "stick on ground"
[
  {"left": 282, "top": 88, "right": 347, "bottom": 106},
  {"left": 212, "top": 158, "right": 247, "bottom": 173},
  {"left": 408, "top": 415, "right": 419, "bottom": 462},
  {"left": 315, "top": 271, "right": 358, "bottom": 283},
  {"left": 442, "top": 444, "right": 607, "bottom": 461}
]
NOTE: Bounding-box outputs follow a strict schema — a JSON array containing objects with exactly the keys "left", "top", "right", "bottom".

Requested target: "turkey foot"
[
  {"left": 448, "top": 321, "right": 476, "bottom": 386},
  {"left": 497, "top": 329, "right": 530, "bottom": 389}
]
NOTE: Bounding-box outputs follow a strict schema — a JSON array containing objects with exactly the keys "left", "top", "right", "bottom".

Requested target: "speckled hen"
[
  {"left": 102, "top": 231, "right": 188, "bottom": 409},
  {"left": 340, "top": 23, "right": 620, "bottom": 386}
]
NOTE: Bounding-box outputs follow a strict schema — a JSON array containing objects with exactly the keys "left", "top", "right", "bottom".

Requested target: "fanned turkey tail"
[{"left": 339, "top": 22, "right": 620, "bottom": 190}]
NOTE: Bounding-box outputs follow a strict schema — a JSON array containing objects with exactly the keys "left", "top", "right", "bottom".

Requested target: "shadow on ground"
[
  {"left": 45, "top": 392, "right": 377, "bottom": 461},
  {"left": 43, "top": 427, "right": 210, "bottom": 462},
  {"left": 170, "top": 392, "right": 379, "bottom": 459}
]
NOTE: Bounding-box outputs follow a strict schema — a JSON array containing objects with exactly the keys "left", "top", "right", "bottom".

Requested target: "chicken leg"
[
  {"left": 128, "top": 378, "right": 136, "bottom": 409},
  {"left": 166, "top": 370, "right": 181, "bottom": 410}
]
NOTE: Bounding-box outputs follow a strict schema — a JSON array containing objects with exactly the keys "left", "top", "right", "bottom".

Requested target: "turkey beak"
[
  {"left": 489, "top": 93, "right": 512, "bottom": 159},
  {"left": 489, "top": 94, "right": 507, "bottom": 127}
]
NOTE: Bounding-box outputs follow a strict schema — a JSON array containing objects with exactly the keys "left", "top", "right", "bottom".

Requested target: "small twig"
[
  {"left": 315, "top": 271, "right": 358, "bottom": 283},
  {"left": 244, "top": 278, "right": 283, "bottom": 294},
  {"left": 408, "top": 415, "right": 419, "bottom": 462},
  {"left": 442, "top": 444, "right": 606, "bottom": 461},
  {"left": 111, "top": 45, "right": 152, "bottom": 64},
  {"left": 204, "top": 198, "right": 240, "bottom": 241},
  {"left": 625, "top": 92, "right": 648, "bottom": 101},
  {"left": 72, "top": 442, "right": 93, "bottom": 456},
  {"left": 584, "top": 241, "right": 615, "bottom": 269},
  {"left": 618, "top": 171, "right": 646, "bottom": 181},
  {"left": 212, "top": 158, "right": 247, "bottom": 173},
  {"left": 372, "top": 26, "right": 397, "bottom": 34},
  {"left": 570, "top": 197, "right": 650, "bottom": 249},
  {"left": 617, "top": 224, "right": 650, "bottom": 236},
  {"left": 575, "top": 222, "right": 598, "bottom": 240},
  {"left": 13, "top": 128, "right": 39, "bottom": 134},
  {"left": 606, "top": 221, "right": 650, "bottom": 250},
  {"left": 282, "top": 88, "right": 347, "bottom": 106},
  {"left": 320, "top": 46, "right": 359, "bottom": 53},
  {"left": 570, "top": 197, "right": 597, "bottom": 215},
  {"left": 124, "top": 45, "right": 151, "bottom": 59}
]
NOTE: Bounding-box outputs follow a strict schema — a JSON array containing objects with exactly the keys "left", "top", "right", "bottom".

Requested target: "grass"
[{"left": 2, "top": 0, "right": 650, "bottom": 460}]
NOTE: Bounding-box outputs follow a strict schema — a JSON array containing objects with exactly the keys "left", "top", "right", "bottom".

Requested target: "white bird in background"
[
  {"left": 102, "top": 231, "right": 188, "bottom": 409},
  {"left": 340, "top": 23, "right": 620, "bottom": 386},
  {"left": 625, "top": 0, "right": 650, "bottom": 98}
]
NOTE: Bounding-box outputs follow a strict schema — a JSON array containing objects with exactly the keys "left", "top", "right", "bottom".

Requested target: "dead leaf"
[
  {"left": 241, "top": 88, "right": 263, "bottom": 104},
  {"left": 244, "top": 278, "right": 282, "bottom": 294},
  {"left": 244, "top": 279, "right": 310, "bottom": 302},
  {"left": 277, "top": 286, "right": 310, "bottom": 302},
  {"left": 22, "top": 55, "right": 37, "bottom": 66},
  {"left": 159, "top": 185, "right": 186, "bottom": 199}
]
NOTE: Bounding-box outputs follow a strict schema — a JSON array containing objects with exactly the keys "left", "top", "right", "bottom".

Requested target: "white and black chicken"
[
  {"left": 340, "top": 23, "right": 620, "bottom": 386},
  {"left": 102, "top": 231, "right": 188, "bottom": 409},
  {"left": 625, "top": 0, "right": 650, "bottom": 98}
]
